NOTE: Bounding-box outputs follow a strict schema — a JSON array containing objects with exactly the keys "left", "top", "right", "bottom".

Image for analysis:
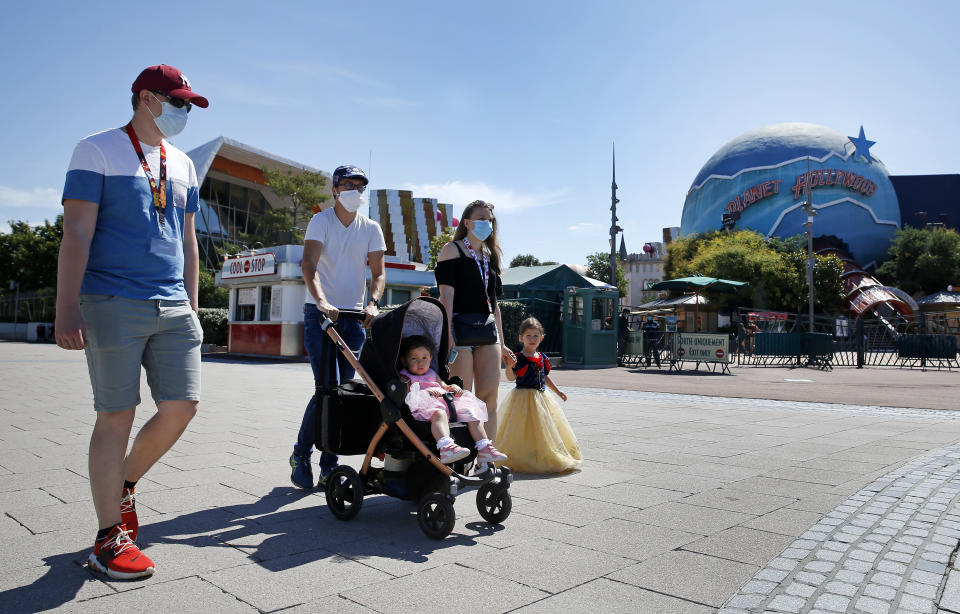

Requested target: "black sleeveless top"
[{"left": 434, "top": 241, "right": 502, "bottom": 314}]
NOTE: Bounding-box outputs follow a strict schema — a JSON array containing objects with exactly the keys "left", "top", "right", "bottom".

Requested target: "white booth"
[{"left": 217, "top": 245, "right": 436, "bottom": 357}]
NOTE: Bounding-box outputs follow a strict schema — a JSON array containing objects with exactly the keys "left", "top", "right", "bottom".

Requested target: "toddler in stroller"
[
  {"left": 399, "top": 334, "right": 507, "bottom": 465},
  {"left": 313, "top": 296, "right": 513, "bottom": 539}
]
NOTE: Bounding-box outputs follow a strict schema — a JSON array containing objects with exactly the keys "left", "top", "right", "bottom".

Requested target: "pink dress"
[{"left": 400, "top": 368, "right": 488, "bottom": 423}]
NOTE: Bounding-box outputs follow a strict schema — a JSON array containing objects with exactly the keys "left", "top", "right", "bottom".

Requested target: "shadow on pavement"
[{"left": 0, "top": 486, "right": 501, "bottom": 613}]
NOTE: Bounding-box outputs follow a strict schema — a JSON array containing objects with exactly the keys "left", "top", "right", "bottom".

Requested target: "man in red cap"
[{"left": 55, "top": 64, "right": 209, "bottom": 579}]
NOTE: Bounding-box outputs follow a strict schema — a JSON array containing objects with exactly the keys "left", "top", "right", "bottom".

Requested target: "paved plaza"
[{"left": 3, "top": 343, "right": 960, "bottom": 613}]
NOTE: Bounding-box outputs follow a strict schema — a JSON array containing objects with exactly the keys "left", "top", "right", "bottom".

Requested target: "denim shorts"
[{"left": 79, "top": 294, "right": 202, "bottom": 412}]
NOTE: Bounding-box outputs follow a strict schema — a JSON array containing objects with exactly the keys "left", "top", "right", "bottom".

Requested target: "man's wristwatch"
[{"left": 368, "top": 298, "right": 380, "bottom": 309}]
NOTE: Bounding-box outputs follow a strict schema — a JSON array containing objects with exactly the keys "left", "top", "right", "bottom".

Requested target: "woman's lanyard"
[
  {"left": 462, "top": 237, "right": 491, "bottom": 311},
  {"left": 125, "top": 123, "right": 166, "bottom": 228}
]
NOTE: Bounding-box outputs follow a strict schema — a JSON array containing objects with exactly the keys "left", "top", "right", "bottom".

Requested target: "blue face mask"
[
  {"left": 150, "top": 95, "right": 188, "bottom": 138},
  {"left": 470, "top": 220, "right": 493, "bottom": 241}
]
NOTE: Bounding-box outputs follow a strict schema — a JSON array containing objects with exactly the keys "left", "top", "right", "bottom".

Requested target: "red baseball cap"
[{"left": 131, "top": 64, "right": 209, "bottom": 108}]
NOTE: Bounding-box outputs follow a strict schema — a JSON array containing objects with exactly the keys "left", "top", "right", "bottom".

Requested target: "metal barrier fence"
[
  {"left": 734, "top": 308, "right": 960, "bottom": 370},
  {"left": 0, "top": 295, "right": 56, "bottom": 324}
]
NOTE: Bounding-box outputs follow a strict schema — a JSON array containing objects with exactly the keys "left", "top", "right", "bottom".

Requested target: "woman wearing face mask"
[{"left": 435, "top": 200, "right": 515, "bottom": 441}]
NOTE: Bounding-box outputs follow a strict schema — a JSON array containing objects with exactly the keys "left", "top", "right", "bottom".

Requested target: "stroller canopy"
[{"left": 360, "top": 297, "right": 451, "bottom": 387}]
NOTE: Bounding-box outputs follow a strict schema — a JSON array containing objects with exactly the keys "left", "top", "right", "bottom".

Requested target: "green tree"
[
  {"left": 427, "top": 228, "right": 455, "bottom": 270},
  {"left": 0, "top": 216, "right": 63, "bottom": 292},
  {"left": 262, "top": 167, "right": 329, "bottom": 244},
  {"left": 665, "top": 229, "right": 845, "bottom": 313},
  {"left": 585, "top": 252, "right": 628, "bottom": 297},
  {"left": 509, "top": 254, "right": 542, "bottom": 268},
  {"left": 876, "top": 226, "right": 960, "bottom": 297},
  {"left": 198, "top": 267, "right": 229, "bottom": 308}
]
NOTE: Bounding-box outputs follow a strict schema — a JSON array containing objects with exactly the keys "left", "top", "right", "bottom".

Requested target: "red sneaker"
[
  {"left": 88, "top": 523, "right": 155, "bottom": 579},
  {"left": 121, "top": 487, "right": 138, "bottom": 542}
]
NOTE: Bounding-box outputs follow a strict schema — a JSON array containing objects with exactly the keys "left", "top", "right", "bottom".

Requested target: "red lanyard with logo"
[
  {"left": 462, "top": 236, "right": 491, "bottom": 311},
  {"left": 125, "top": 123, "right": 166, "bottom": 228}
]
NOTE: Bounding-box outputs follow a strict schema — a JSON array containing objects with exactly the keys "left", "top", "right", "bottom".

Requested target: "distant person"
[
  {"left": 55, "top": 64, "right": 210, "bottom": 579},
  {"left": 617, "top": 308, "right": 630, "bottom": 359},
  {"left": 436, "top": 200, "right": 515, "bottom": 439},
  {"left": 290, "top": 165, "right": 386, "bottom": 489},
  {"left": 742, "top": 318, "right": 760, "bottom": 355},
  {"left": 499, "top": 318, "right": 581, "bottom": 473},
  {"left": 642, "top": 315, "right": 661, "bottom": 368}
]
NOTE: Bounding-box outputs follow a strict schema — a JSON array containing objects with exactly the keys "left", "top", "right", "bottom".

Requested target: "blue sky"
[{"left": 1, "top": 1, "right": 957, "bottom": 266}]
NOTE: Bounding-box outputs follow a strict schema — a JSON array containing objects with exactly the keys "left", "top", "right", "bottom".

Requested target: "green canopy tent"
[{"left": 649, "top": 274, "right": 749, "bottom": 331}]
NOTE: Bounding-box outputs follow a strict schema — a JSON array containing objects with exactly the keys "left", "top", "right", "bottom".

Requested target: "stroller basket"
[{"left": 315, "top": 380, "right": 382, "bottom": 456}]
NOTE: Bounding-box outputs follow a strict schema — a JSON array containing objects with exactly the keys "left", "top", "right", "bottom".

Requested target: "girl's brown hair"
[
  {"left": 451, "top": 200, "right": 503, "bottom": 273},
  {"left": 518, "top": 317, "right": 545, "bottom": 336}
]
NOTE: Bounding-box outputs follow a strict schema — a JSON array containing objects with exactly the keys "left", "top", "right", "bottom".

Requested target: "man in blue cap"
[{"left": 290, "top": 165, "right": 386, "bottom": 488}]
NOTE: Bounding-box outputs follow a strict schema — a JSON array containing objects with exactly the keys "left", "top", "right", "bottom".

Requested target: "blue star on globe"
[{"left": 847, "top": 126, "right": 876, "bottom": 163}]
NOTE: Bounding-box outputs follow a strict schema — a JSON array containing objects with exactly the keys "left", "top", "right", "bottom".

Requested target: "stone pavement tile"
[
  {"left": 40, "top": 482, "right": 96, "bottom": 504},
  {"left": 62, "top": 576, "right": 258, "bottom": 614},
  {"left": 789, "top": 490, "right": 853, "bottom": 514},
  {"left": 729, "top": 476, "right": 836, "bottom": 500},
  {"left": 0, "top": 561, "right": 115, "bottom": 613},
  {"left": 461, "top": 537, "right": 635, "bottom": 594},
  {"left": 0, "top": 487, "right": 63, "bottom": 510},
  {"left": 630, "top": 471, "right": 728, "bottom": 493},
  {"left": 0, "top": 512, "right": 31, "bottom": 539},
  {"left": 608, "top": 549, "right": 757, "bottom": 607},
  {"left": 332, "top": 524, "right": 500, "bottom": 577},
  {"left": 939, "top": 568, "right": 960, "bottom": 612},
  {"left": 158, "top": 451, "right": 254, "bottom": 472},
  {"left": 513, "top": 494, "right": 625, "bottom": 527},
  {"left": 505, "top": 475, "right": 595, "bottom": 501},
  {"left": 514, "top": 577, "right": 714, "bottom": 613},
  {"left": 766, "top": 441, "right": 851, "bottom": 461},
  {"left": 673, "top": 462, "right": 767, "bottom": 481},
  {"left": 741, "top": 507, "right": 824, "bottom": 536},
  {"left": 0, "top": 468, "right": 88, "bottom": 493},
  {"left": 682, "top": 526, "right": 795, "bottom": 566},
  {"left": 716, "top": 452, "right": 800, "bottom": 470},
  {"left": 606, "top": 440, "right": 679, "bottom": 456},
  {"left": 618, "top": 501, "right": 755, "bottom": 534},
  {"left": 681, "top": 487, "right": 796, "bottom": 515},
  {"left": 136, "top": 507, "right": 256, "bottom": 543},
  {"left": 136, "top": 483, "right": 257, "bottom": 515},
  {"left": 142, "top": 466, "right": 255, "bottom": 489},
  {"left": 281, "top": 593, "right": 379, "bottom": 613},
  {"left": 554, "top": 466, "right": 637, "bottom": 488},
  {"left": 7, "top": 499, "right": 96, "bottom": 535},
  {"left": 203, "top": 552, "right": 391, "bottom": 612},
  {"left": 761, "top": 465, "right": 865, "bottom": 486},
  {"left": 573, "top": 481, "right": 688, "bottom": 509},
  {"left": 799, "top": 457, "right": 891, "bottom": 475},
  {"left": 0, "top": 528, "right": 94, "bottom": 571},
  {"left": 344, "top": 563, "right": 548, "bottom": 613},
  {"left": 558, "top": 517, "right": 700, "bottom": 561},
  {"left": 456, "top": 505, "right": 577, "bottom": 550}
]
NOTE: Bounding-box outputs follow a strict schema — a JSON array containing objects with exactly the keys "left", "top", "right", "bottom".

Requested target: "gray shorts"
[{"left": 79, "top": 294, "right": 202, "bottom": 412}]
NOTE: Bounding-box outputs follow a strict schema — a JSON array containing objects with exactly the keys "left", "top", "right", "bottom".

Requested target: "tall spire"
[{"left": 609, "top": 142, "right": 622, "bottom": 287}]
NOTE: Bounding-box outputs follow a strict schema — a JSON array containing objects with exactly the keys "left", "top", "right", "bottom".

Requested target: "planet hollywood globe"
[{"left": 681, "top": 122, "right": 901, "bottom": 269}]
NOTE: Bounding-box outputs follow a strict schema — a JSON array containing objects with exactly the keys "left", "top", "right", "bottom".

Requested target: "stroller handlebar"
[{"left": 332, "top": 309, "right": 367, "bottom": 321}]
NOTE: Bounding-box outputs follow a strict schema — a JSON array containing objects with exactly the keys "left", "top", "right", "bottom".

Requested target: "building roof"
[
  {"left": 186, "top": 136, "right": 324, "bottom": 186},
  {"left": 500, "top": 264, "right": 615, "bottom": 290},
  {"left": 917, "top": 291, "right": 960, "bottom": 305}
]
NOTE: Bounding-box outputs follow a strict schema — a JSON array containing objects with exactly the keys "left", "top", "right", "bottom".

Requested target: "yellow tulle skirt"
[{"left": 495, "top": 388, "right": 582, "bottom": 474}]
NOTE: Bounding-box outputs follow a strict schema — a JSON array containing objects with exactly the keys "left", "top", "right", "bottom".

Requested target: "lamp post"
[{"left": 801, "top": 162, "right": 817, "bottom": 332}]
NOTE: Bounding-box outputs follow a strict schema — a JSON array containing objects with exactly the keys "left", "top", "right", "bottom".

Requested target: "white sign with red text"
[
  {"left": 676, "top": 333, "right": 729, "bottom": 363},
  {"left": 222, "top": 253, "right": 277, "bottom": 280}
]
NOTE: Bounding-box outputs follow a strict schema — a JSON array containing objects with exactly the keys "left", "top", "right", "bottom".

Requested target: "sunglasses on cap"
[{"left": 151, "top": 91, "right": 192, "bottom": 113}]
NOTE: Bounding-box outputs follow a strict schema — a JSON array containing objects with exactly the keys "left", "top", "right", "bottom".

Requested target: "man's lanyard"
[
  {"left": 462, "top": 236, "right": 490, "bottom": 311},
  {"left": 125, "top": 123, "right": 166, "bottom": 228}
]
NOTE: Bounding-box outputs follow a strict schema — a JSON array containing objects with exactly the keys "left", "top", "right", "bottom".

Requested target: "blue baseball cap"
[{"left": 332, "top": 165, "right": 368, "bottom": 186}]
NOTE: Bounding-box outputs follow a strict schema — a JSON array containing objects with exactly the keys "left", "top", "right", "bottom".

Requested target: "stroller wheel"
[
  {"left": 325, "top": 466, "right": 364, "bottom": 521},
  {"left": 417, "top": 492, "right": 456, "bottom": 540},
  {"left": 476, "top": 482, "right": 512, "bottom": 524}
]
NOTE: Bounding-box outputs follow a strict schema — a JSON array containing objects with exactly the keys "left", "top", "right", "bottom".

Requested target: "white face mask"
[
  {"left": 149, "top": 94, "right": 188, "bottom": 138},
  {"left": 337, "top": 188, "right": 367, "bottom": 213}
]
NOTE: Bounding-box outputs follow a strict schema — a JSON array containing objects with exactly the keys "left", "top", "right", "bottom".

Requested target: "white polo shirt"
[{"left": 303, "top": 207, "right": 386, "bottom": 309}]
